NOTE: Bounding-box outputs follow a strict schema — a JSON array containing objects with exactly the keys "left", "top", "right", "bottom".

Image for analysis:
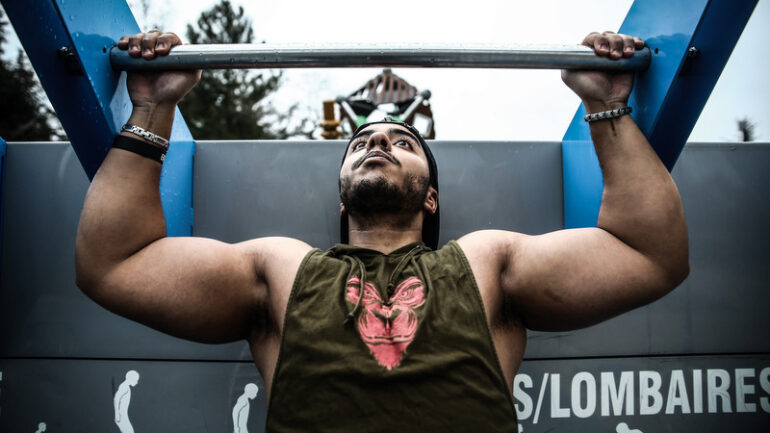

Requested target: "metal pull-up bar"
[{"left": 109, "top": 43, "right": 651, "bottom": 71}]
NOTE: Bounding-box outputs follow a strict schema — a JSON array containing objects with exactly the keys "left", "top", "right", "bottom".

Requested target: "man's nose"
[{"left": 366, "top": 131, "right": 392, "bottom": 151}]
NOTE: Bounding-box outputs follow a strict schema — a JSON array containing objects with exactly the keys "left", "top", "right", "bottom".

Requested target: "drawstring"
[
  {"left": 344, "top": 244, "right": 426, "bottom": 326},
  {"left": 386, "top": 244, "right": 424, "bottom": 295},
  {"left": 344, "top": 255, "right": 367, "bottom": 325},
  {"left": 411, "top": 254, "right": 432, "bottom": 304}
]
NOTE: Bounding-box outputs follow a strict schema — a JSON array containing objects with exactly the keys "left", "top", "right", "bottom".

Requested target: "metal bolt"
[
  {"left": 687, "top": 47, "right": 700, "bottom": 58},
  {"left": 57, "top": 46, "right": 84, "bottom": 75}
]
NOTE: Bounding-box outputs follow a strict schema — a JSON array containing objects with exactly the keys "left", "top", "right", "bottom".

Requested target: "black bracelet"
[{"left": 112, "top": 134, "right": 166, "bottom": 163}]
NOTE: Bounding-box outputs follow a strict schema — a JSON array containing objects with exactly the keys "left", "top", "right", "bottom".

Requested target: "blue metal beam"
[
  {"left": 562, "top": 0, "right": 758, "bottom": 228},
  {"left": 0, "top": 0, "right": 194, "bottom": 236}
]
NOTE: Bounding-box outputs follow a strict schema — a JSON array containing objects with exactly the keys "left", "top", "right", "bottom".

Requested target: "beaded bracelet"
[{"left": 584, "top": 106, "right": 632, "bottom": 123}]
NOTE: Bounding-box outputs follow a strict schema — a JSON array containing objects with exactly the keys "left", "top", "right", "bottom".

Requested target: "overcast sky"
[{"left": 5, "top": 0, "right": 769, "bottom": 142}]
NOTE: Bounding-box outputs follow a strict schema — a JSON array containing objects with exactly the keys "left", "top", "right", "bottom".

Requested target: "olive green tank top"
[{"left": 266, "top": 241, "right": 518, "bottom": 432}]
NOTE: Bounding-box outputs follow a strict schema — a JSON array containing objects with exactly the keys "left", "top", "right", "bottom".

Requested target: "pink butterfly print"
[{"left": 346, "top": 276, "right": 426, "bottom": 370}]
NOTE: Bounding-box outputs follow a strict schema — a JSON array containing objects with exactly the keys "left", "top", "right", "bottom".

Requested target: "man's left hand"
[{"left": 561, "top": 31, "right": 645, "bottom": 111}]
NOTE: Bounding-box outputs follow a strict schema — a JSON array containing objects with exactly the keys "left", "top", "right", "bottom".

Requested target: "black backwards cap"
[{"left": 340, "top": 118, "right": 440, "bottom": 250}]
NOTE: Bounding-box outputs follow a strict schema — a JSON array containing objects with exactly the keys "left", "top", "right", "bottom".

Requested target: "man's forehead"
[{"left": 350, "top": 123, "right": 420, "bottom": 142}]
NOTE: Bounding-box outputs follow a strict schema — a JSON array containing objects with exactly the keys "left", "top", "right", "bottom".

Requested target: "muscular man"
[{"left": 76, "top": 30, "right": 688, "bottom": 432}]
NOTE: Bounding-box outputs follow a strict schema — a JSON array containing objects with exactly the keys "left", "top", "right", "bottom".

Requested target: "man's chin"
[
  {"left": 349, "top": 172, "right": 394, "bottom": 187},
  {"left": 340, "top": 172, "right": 429, "bottom": 218}
]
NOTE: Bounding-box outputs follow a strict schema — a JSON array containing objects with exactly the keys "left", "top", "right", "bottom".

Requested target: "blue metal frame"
[
  {"left": 0, "top": 0, "right": 194, "bottom": 236},
  {"left": 562, "top": 0, "right": 758, "bottom": 228}
]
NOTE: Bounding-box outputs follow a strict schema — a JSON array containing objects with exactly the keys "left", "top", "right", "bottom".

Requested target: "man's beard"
[{"left": 340, "top": 173, "right": 430, "bottom": 227}]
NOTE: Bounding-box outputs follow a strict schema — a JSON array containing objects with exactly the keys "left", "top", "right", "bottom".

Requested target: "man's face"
[{"left": 339, "top": 123, "right": 434, "bottom": 220}]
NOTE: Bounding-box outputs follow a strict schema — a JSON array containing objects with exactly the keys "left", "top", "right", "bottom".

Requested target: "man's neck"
[{"left": 346, "top": 214, "right": 422, "bottom": 254}]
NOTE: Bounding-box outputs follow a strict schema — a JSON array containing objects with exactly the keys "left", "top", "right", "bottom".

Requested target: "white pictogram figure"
[
  {"left": 616, "top": 422, "right": 642, "bottom": 433},
  {"left": 232, "top": 383, "right": 259, "bottom": 433},
  {"left": 114, "top": 370, "right": 140, "bottom": 433},
  {"left": 34, "top": 422, "right": 47, "bottom": 433},
  {"left": 517, "top": 425, "right": 523, "bottom": 432}
]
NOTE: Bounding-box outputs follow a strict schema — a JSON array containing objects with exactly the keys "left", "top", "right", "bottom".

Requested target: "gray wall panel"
[
  {"left": 0, "top": 143, "right": 249, "bottom": 360},
  {"left": 670, "top": 144, "right": 770, "bottom": 353},
  {"left": 431, "top": 141, "right": 564, "bottom": 240},
  {"left": 525, "top": 144, "right": 770, "bottom": 358},
  {"left": 0, "top": 359, "right": 265, "bottom": 433},
  {"left": 2, "top": 356, "right": 767, "bottom": 432},
  {"left": 193, "top": 140, "right": 348, "bottom": 247},
  {"left": 192, "top": 140, "right": 564, "bottom": 246}
]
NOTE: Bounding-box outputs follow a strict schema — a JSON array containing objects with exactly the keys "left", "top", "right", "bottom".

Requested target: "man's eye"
[
  {"left": 353, "top": 141, "right": 366, "bottom": 150},
  {"left": 395, "top": 140, "right": 411, "bottom": 148}
]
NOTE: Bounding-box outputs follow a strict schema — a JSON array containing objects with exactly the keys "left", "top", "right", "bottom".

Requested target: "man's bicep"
[
  {"left": 90, "top": 236, "right": 269, "bottom": 343},
  {"left": 505, "top": 228, "right": 671, "bottom": 331}
]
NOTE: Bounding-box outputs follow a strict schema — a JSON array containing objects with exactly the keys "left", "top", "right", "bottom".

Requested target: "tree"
[
  {"left": 0, "top": 9, "right": 65, "bottom": 141},
  {"left": 179, "top": 0, "right": 310, "bottom": 139},
  {"left": 737, "top": 117, "right": 756, "bottom": 142}
]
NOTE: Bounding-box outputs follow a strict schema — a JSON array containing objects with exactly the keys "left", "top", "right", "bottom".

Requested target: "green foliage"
[
  {"left": 0, "top": 10, "right": 7, "bottom": 55},
  {"left": 179, "top": 0, "right": 308, "bottom": 139},
  {"left": 737, "top": 117, "right": 756, "bottom": 142},
  {"left": 0, "top": 9, "right": 64, "bottom": 141}
]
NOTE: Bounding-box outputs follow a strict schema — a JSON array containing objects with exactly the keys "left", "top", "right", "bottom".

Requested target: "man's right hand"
[
  {"left": 117, "top": 31, "right": 201, "bottom": 110},
  {"left": 561, "top": 31, "right": 644, "bottom": 113}
]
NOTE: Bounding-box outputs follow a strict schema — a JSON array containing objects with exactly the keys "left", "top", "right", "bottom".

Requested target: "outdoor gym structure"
[{"left": 0, "top": 0, "right": 767, "bottom": 432}]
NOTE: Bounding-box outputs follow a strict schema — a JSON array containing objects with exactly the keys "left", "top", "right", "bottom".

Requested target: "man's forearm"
[
  {"left": 75, "top": 104, "right": 176, "bottom": 290},
  {"left": 588, "top": 102, "right": 689, "bottom": 284}
]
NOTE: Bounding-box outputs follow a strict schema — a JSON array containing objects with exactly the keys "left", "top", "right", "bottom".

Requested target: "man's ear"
[
  {"left": 423, "top": 187, "right": 438, "bottom": 214},
  {"left": 340, "top": 202, "right": 346, "bottom": 215}
]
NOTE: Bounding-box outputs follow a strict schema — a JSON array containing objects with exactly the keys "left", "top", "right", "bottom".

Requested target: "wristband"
[
  {"left": 584, "top": 106, "right": 632, "bottom": 123},
  {"left": 121, "top": 124, "right": 170, "bottom": 149},
  {"left": 113, "top": 134, "right": 166, "bottom": 163}
]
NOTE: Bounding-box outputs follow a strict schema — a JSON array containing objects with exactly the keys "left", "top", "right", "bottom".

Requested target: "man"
[{"left": 76, "top": 30, "right": 688, "bottom": 432}]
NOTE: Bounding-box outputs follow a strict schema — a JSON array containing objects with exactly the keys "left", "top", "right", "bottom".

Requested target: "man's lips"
[{"left": 354, "top": 150, "right": 397, "bottom": 168}]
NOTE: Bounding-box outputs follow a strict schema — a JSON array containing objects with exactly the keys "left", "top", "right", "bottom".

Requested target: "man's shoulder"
[
  {"left": 238, "top": 235, "right": 313, "bottom": 254},
  {"left": 451, "top": 230, "right": 531, "bottom": 278},
  {"left": 236, "top": 236, "right": 314, "bottom": 274},
  {"left": 456, "top": 229, "right": 526, "bottom": 256}
]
